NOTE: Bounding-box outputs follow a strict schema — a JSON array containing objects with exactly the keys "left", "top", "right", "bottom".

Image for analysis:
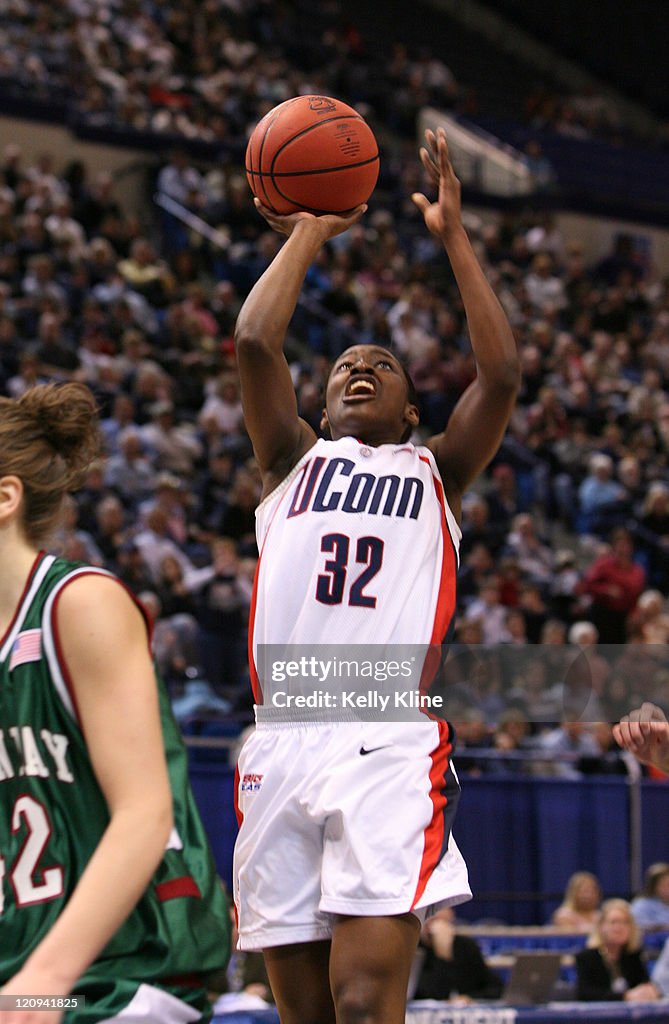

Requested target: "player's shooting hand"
[
  {"left": 613, "top": 702, "right": 669, "bottom": 770},
  {"left": 411, "top": 127, "right": 463, "bottom": 240},
  {"left": 253, "top": 198, "right": 367, "bottom": 241}
]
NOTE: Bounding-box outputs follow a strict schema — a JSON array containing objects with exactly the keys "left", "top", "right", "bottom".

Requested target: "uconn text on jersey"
[{"left": 287, "top": 456, "right": 424, "bottom": 520}]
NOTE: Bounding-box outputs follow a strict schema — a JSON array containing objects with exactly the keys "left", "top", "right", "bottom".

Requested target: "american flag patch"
[{"left": 9, "top": 629, "right": 42, "bottom": 670}]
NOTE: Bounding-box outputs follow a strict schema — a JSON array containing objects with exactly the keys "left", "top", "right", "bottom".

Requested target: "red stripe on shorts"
[
  {"left": 155, "top": 876, "right": 201, "bottom": 901},
  {"left": 412, "top": 719, "right": 452, "bottom": 907},
  {"left": 233, "top": 763, "right": 243, "bottom": 828}
]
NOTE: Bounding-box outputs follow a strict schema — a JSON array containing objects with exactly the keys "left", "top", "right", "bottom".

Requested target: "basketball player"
[
  {"left": 233, "top": 127, "right": 520, "bottom": 1024},
  {"left": 614, "top": 702, "right": 669, "bottom": 771},
  {"left": 0, "top": 383, "right": 230, "bottom": 1024}
]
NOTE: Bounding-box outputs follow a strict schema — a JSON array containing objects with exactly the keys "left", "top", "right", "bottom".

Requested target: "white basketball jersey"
[{"left": 249, "top": 437, "right": 461, "bottom": 703}]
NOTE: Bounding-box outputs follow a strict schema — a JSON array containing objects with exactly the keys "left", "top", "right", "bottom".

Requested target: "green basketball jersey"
[{"left": 0, "top": 553, "right": 230, "bottom": 1022}]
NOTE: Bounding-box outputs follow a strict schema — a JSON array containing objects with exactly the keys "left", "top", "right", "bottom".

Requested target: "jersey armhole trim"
[{"left": 42, "top": 568, "right": 132, "bottom": 723}]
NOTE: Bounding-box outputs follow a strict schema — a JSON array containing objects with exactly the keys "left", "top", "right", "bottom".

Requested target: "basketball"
[{"left": 245, "top": 95, "right": 379, "bottom": 215}]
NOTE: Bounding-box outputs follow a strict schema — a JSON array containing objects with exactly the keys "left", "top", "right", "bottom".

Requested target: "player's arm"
[
  {"left": 234, "top": 202, "right": 367, "bottom": 486},
  {"left": 413, "top": 129, "right": 520, "bottom": 516},
  {"left": 613, "top": 702, "right": 669, "bottom": 772},
  {"left": 0, "top": 576, "right": 173, "bottom": 1021}
]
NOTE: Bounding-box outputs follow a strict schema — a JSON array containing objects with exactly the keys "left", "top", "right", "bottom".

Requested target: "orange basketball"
[{"left": 245, "top": 95, "right": 379, "bottom": 215}]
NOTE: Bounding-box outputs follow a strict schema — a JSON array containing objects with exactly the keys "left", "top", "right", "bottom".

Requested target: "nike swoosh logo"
[{"left": 359, "top": 745, "right": 392, "bottom": 756}]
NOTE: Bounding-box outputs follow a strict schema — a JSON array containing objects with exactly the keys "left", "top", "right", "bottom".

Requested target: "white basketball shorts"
[{"left": 233, "top": 718, "right": 471, "bottom": 950}]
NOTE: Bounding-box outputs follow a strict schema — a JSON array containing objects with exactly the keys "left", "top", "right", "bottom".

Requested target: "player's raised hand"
[
  {"left": 411, "top": 127, "right": 462, "bottom": 239},
  {"left": 253, "top": 198, "right": 367, "bottom": 241},
  {"left": 613, "top": 702, "right": 669, "bottom": 770}
]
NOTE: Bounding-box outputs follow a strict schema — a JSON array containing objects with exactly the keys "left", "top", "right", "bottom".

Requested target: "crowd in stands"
[
  {"left": 0, "top": 0, "right": 659, "bottom": 152},
  {"left": 414, "top": 867, "right": 669, "bottom": 1006}
]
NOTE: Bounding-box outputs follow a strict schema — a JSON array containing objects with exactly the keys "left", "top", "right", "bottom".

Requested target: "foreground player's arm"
[
  {"left": 413, "top": 129, "right": 520, "bottom": 513},
  {"left": 234, "top": 202, "right": 366, "bottom": 485},
  {"left": 0, "top": 576, "right": 173, "bottom": 1024},
  {"left": 613, "top": 702, "right": 669, "bottom": 772}
]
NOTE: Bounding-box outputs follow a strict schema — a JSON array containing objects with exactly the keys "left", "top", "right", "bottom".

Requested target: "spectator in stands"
[
  {"left": 459, "top": 495, "right": 507, "bottom": 558},
  {"left": 139, "top": 400, "right": 202, "bottom": 476},
  {"left": 577, "top": 454, "right": 626, "bottom": 536},
  {"left": 576, "top": 899, "right": 658, "bottom": 1002},
  {"left": 505, "top": 513, "right": 554, "bottom": 587},
  {"left": 104, "top": 427, "right": 156, "bottom": 503},
  {"left": 536, "top": 719, "right": 600, "bottom": 779},
  {"left": 628, "top": 590, "right": 669, "bottom": 645},
  {"left": 552, "top": 871, "right": 602, "bottom": 931},
  {"left": 451, "top": 709, "right": 493, "bottom": 775},
  {"left": 198, "top": 373, "right": 244, "bottom": 436},
  {"left": 414, "top": 907, "right": 503, "bottom": 1002},
  {"left": 217, "top": 466, "right": 260, "bottom": 556},
  {"left": 502, "top": 610, "right": 528, "bottom": 651},
  {"left": 33, "top": 311, "right": 81, "bottom": 380},
  {"left": 578, "top": 722, "right": 628, "bottom": 776},
  {"left": 491, "top": 708, "right": 532, "bottom": 770},
  {"left": 157, "top": 148, "right": 205, "bottom": 206},
  {"left": 630, "top": 863, "right": 669, "bottom": 930},
  {"left": 635, "top": 483, "right": 669, "bottom": 590},
  {"left": 139, "top": 472, "right": 191, "bottom": 548},
  {"left": 195, "top": 537, "right": 253, "bottom": 693},
  {"left": 517, "top": 584, "right": 549, "bottom": 644},
  {"left": 133, "top": 506, "right": 199, "bottom": 585},
  {"left": 578, "top": 528, "right": 646, "bottom": 642},
  {"left": 524, "top": 253, "right": 567, "bottom": 313},
  {"left": 117, "top": 238, "right": 174, "bottom": 308},
  {"left": 567, "top": 621, "right": 609, "bottom": 697},
  {"left": 464, "top": 576, "right": 508, "bottom": 645},
  {"left": 91, "top": 494, "right": 129, "bottom": 569},
  {"left": 548, "top": 550, "right": 582, "bottom": 623},
  {"left": 7, "top": 352, "right": 47, "bottom": 398},
  {"left": 486, "top": 462, "right": 522, "bottom": 528},
  {"left": 52, "top": 493, "right": 103, "bottom": 567},
  {"left": 115, "top": 540, "right": 154, "bottom": 597},
  {"left": 650, "top": 936, "right": 669, "bottom": 998}
]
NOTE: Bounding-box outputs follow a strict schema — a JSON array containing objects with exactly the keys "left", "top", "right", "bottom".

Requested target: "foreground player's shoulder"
[{"left": 54, "top": 571, "right": 147, "bottom": 645}]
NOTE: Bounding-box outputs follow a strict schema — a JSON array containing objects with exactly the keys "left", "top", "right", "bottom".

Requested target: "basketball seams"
[
  {"left": 254, "top": 103, "right": 298, "bottom": 212},
  {"left": 268, "top": 159, "right": 379, "bottom": 214},
  {"left": 254, "top": 156, "right": 380, "bottom": 178},
  {"left": 249, "top": 97, "right": 305, "bottom": 212}
]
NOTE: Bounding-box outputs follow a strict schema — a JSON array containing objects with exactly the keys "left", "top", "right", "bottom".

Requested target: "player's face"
[{"left": 322, "top": 346, "right": 418, "bottom": 444}]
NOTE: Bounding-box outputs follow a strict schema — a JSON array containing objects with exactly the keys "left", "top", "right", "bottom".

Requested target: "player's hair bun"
[{"left": 18, "top": 382, "right": 101, "bottom": 487}]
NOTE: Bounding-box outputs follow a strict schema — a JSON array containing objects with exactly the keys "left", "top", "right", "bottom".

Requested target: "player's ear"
[
  {"left": 404, "top": 402, "right": 419, "bottom": 429},
  {"left": 320, "top": 407, "right": 330, "bottom": 433},
  {"left": 0, "top": 475, "right": 23, "bottom": 524}
]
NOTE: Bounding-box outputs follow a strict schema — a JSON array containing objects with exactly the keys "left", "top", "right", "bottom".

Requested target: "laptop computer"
[{"left": 502, "top": 952, "right": 562, "bottom": 1005}]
